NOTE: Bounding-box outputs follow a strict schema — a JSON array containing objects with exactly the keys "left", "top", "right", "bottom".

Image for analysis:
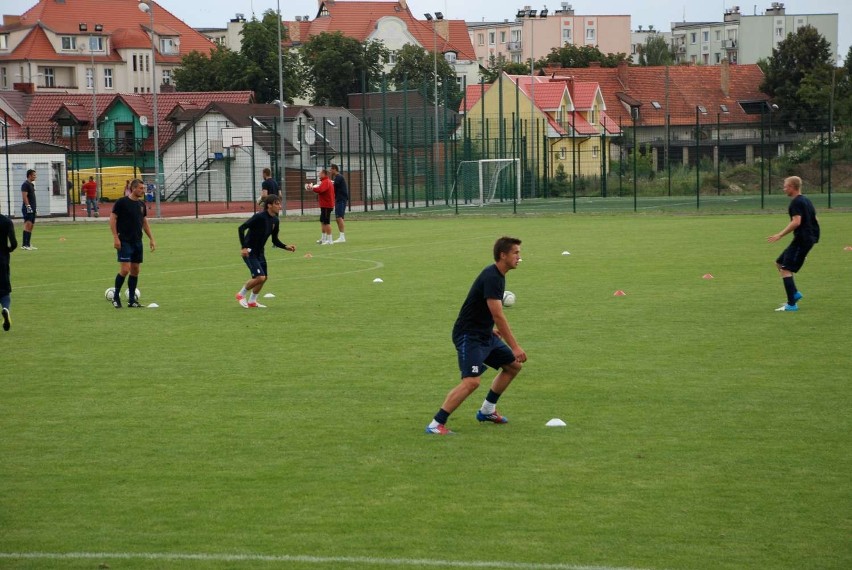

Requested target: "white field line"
[{"left": 0, "top": 551, "right": 661, "bottom": 570}]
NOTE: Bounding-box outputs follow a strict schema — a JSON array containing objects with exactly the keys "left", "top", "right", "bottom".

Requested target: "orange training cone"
[
  {"left": 613, "top": 290, "right": 626, "bottom": 296},
  {"left": 702, "top": 273, "right": 714, "bottom": 279}
]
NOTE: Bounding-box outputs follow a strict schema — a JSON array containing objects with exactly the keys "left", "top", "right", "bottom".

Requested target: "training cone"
[
  {"left": 702, "top": 273, "right": 714, "bottom": 279},
  {"left": 546, "top": 418, "right": 567, "bottom": 427},
  {"left": 561, "top": 251, "right": 571, "bottom": 256},
  {"left": 304, "top": 253, "right": 313, "bottom": 259},
  {"left": 373, "top": 278, "right": 384, "bottom": 283},
  {"left": 845, "top": 246, "right": 852, "bottom": 251},
  {"left": 59, "top": 236, "right": 66, "bottom": 242},
  {"left": 613, "top": 290, "right": 626, "bottom": 296},
  {"left": 147, "top": 303, "right": 159, "bottom": 308},
  {"left": 263, "top": 293, "right": 275, "bottom": 298}
]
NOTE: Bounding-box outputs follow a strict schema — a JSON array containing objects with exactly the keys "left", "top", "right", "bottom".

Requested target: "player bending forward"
[
  {"left": 235, "top": 195, "right": 295, "bottom": 308},
  {"left": 426, "top": 236, "right": 527, "bottom": 435}
]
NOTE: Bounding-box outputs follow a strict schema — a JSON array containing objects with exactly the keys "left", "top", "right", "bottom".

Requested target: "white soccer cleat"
[
  {"left": 247, "top": 301, "right": 267, "bottom": 308},
  {"left": 239, "top": 298, "right": 249, "bottom": 308},
  {"left": 333, "top": 237, "right": 346, "bottom": 243}
]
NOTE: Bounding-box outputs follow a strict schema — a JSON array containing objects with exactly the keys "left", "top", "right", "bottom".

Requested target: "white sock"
[
  {"left": 239, "top": 287, "right": 247, "bottom": 296},
  {"left": 428, "top": 419, "right": 440, "bottom": 429},
  {"left": 480, "top": 401, "right": 496, "bottom": 415},
  {"left": 338, "top": 233, "right": 345, "bottom": 240},
  {"left": 249, "top": 293, "right": 258, "bottom": 303}
]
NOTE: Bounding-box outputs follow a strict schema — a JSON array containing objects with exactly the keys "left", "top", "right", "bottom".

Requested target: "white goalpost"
[{"left": 450, "top": 158, "right": 521, "bottom": 206}]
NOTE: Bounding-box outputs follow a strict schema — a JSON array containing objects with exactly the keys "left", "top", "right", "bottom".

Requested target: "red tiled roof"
[
  {"left": 564, "top": 111, "right": 599, "bottom": 136},
  {"left": 571, "top": 83, "right": 601, "bottom": 110},
  {"left": 21, "top": 91, "right": 253, "bottom": 153},
  {"left": 515, "top": 77, "right": 568, "bottom": 110},
  {"left": 545, "top": 63, "right": 768, "bottom": 126},
  {"left": 0, "top": 0, "right": 215, "bottom": 65},
  {"left": 599, "top": 111, "right": 621, "bottom": 135},
  {"left": 286, "top": 1, "right": 476, "bottom": 61}
]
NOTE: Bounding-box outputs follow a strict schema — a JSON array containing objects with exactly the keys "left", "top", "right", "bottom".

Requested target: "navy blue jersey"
[
  {"left": 333, "top": 173, "right": 349, "bottom": 202},
  {"left": 238, "top": 211, "right": 286, "bottom": 255},
  {"left": 111, "top": 196, "right": 147, "bottom": 242},
  {"left": 21, "top": 180, "right": 36, "bottom": 211},
  {"left": 789, "top": 194, "right": 820, "bottom": 244},
  {"left": 262, "top": 177, "right": 280, "bottom": 196},
  {"left": 452, "top": 264, "right": 505, "bottom": 341}
]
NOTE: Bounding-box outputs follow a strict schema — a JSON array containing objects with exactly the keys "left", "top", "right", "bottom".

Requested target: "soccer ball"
[
  {"left": 124, "top": 288, "right": 141, "bottom": 300},
  {"left": 105, "top": 287, "right": 116, "bottom": 301},
  {"left": 502, "top": 290, "right": 516, "bottom": 307}
]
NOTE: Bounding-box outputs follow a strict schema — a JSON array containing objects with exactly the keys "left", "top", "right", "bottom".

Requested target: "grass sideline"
[{"left": 1, "top": 213, "right": 850, "bottom": 570}]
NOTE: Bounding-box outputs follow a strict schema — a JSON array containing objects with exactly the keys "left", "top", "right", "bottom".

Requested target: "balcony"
[
  {"left": 676, "top": 45, "right": 686, "bottom": 54},
  {"left": 723, "top": 39, "right": 738, "bottom": 49},
  {"left": 506, "top": 41, "right": 522, "bottom": 52},
  {"left": 96, "top": 137, "right": 147, "bottom": 155}
]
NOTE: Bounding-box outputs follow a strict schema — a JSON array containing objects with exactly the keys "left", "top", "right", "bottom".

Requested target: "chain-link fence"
[{"left": 66, "top": 76, "right": 851, "bottom": 218}]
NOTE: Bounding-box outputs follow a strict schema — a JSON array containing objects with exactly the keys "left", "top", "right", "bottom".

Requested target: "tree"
[
  {"left": 638, "top": 35, "right": 674, "bottom": 67},
  {"left": 480, "top": 55, "right": 532, "bottom": 83},
  {"left": 300, "top": 32, "right": 389, "bottom": 106},
  {"left": 387, "top": 43, "right": 462, "bottom": 108},
  {"left": 544, "top": 44, "right": 629, "bottom": 69},
  {"left": 761, "top": 25, "right": 835, "bottom": 129}
]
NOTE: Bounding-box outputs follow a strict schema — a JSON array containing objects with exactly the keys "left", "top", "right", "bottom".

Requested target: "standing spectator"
[
  {"left": 123, "top": 180, "right": 132, "bottom": 197},
  {"left": 0, "top": 212, "right": 17, "bottom": 331},
  {"left": 235, "top": 194, "right": 296, "bottom": 308},
  {"left": 20, "top": 169, "right": 37, "bottom": 250},
  {"left": 109, "top": 179, "right": 156, "bottom": 308},
  {"left": 329, "top": 164, "right": 348, "bottom": 243},
  {"left": 767, "top": 175, "right": 820, "bottom": 312},
  {"left": 306, "top": 169, "right": 335, "bottom": 245},
  {"left": 425, "top": 237, "right": 527, "bottom": 435},
  {"left": 259, "top": 167, "right": 280, "bottom": 202},
  {"left": 82, "top": 176, "right": 100, "bottom": 218}
]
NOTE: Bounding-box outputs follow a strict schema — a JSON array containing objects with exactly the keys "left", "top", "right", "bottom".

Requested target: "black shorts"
[
  {"left": 21, "top": 207, "right": 36, "bottom": 224},
  {"left": 320, "top": 207, "right": 333, "bottom": 225},
  {"left": 117, "top": 240, "right": 144, "bottom": 264},
  {"left": 0, "top": 255, "right": 10, "bottom": 296},
  {"left": 776, "top": 240, "right": 814, "bottom": 273},
  {"left": 335, "top": 200, "right": 347, "bottom": 219},
  {"left": 243, "top": 253, "right": 268, "bottom": 277},
  {"left": 453, "top": 333, "right": 516, "bottom": 378}
]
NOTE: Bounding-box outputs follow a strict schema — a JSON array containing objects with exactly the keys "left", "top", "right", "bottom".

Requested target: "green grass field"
[{"left": 1, "top": 212, "right": 850, "bottom": 570}]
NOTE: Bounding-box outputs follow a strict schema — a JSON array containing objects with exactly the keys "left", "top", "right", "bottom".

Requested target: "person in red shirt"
[
  {"left": 82, "top": 176, "right": 99, "bottom": 217},
  {"left": 306, "top": 169, "right": 335, "bottom": 245}
]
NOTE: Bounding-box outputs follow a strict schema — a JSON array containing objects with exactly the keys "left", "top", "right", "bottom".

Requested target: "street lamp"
[
  {"left": 516, "top": 7, "right": 548, "bottom": 198},
  {"left": 80, "top": 23, "right": 102, "bottom": 196},
  {"left": 276, "top": 0, "right": 287, "bottom": 215},
  {"left": 138, "top": 0, "right": 161, "bottom": 217},
  {"left": 425, "top": 12, "right": 443, "bottom": 196}
]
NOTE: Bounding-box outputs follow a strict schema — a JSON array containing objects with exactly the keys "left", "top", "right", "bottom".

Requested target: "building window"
[
  {"left": 0, "top": 34, "right": 8, "bottom": 50},
  {"left": 562, "top": 28, "right": 571, "bottom": 42},
  {"left": 702, "top": 31, "right": 709, "bottom": 42},
  {"left": 0, "top": 67, "right": 6, "bottom": 88},
  {"left": 775, "top": 27, "right": 784, "bottom": 38},
  {"left": 511, "top": 54, "right": 521, "bottom": 63},
  {"left": 500, "top": 31, "right": 506, "bottom": 43},
  {"left": 145, "top": 54, "right": 150, "bottom": 72},
  {"left": 386, "top": 50, "right": 397, "bottom": 64},
  {"left": 714, "top": 52, "right": 721, "bottom": 64},
  {"left": 690, "top": 32, "right": 697, "bottom": 44},
  {"left": 104, "top": 68, "right": 113, "bottom": 89},
  {"left": 162, "top": 69, "right": 172, "bottom": 85},
  {"left": 43, "top": 67, "right": 55, "bottom": 87},
  {"left": 489, "top": 32, "right": 495, "bottom": 45},
  {"left": 478, "top": 33, "right": 484, "bottom": 46},
  {"left": 702, "top": 53, "right": 709, "bottom": 64},
  {"left": 86, "top": 67, "right": 94, "bottom": 89},
  {"left": 592, "top": 145, "right": 599, "bottom": 158},
  {"left": 89, "top": 36, "right": 104, "bottom": 51},
  {"left": 586, "top": 28, "right": 595, "bottom": 40},
  {"left": 159, "top": 37, "right": 179, "bottom": 55},
  {"left": 559, "top": 147, "right": 566, "bottom": 159},
  {"left": 61, "top": 36, "right": 77, "bottom": 50},
  {"left": 132, "top": 55, "right": 137, "bottom": 72},
  {"left": 512, "top": 29, "right": 522, "bottom": 42},
  {"left": 715, "top": 30, "right": 721, "bottom": 41}
]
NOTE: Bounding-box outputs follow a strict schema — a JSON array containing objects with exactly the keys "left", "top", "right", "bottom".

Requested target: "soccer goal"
[{"left": 450, "top": 158, "right": 521, "bottom": 206}]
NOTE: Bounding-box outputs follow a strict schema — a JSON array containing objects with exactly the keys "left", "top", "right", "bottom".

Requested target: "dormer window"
[
  {"left": 61, "top": 36, "right": 77, "bottom": 50},
  {"left": 444, "top": 52, "right": 457, "bottom": 64},
  {"left": 89, "top": 36, "right": 104, "bottom": 52},
  {"left": 159, "top": 37, "right": 180, "bottom": 55},
  {"left": 0, "top": 34, "right": 8, "bottom": 50}
]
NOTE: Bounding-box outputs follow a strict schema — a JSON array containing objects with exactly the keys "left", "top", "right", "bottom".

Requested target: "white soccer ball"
[
  {"left": 124, "top": 288, "right": 141, "bottom": 300},
  {"left": 105, "top": 287, "right": 116, "bottom": 301},
  {"left": 502, "top": 290, "right": 516, "bottom": 307}
]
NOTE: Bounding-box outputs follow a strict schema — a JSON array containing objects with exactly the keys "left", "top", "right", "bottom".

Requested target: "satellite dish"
[
  {"left": 139, "top": 116, "right": 149, "bottom": 126},
  {"left": 304, "top": 127, "right": 316, "bottom": 145}
]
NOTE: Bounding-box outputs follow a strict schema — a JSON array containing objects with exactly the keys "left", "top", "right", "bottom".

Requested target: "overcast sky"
[{"left": 3, "top": 0, "right": 847, "bottom": 62}]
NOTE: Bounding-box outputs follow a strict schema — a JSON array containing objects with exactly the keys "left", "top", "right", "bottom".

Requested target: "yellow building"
[{"left": 459, "top": 72, "right": 621, "bottom": 181}]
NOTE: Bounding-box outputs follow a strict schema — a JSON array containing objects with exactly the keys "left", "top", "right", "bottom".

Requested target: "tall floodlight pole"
[
  {"left": 425, "top": 12, "right": 443, "bottom": 198},
  {"left": 139, "top": 1, "right": 161, "bottom": 217},
  {"left": 517, "top": 8, "right": 548, "bottom": 198},
  {"left": 277, "top": 0, "right": 287, "bottom": 214},
  {"left": 80, "top": 23, "right": 103, "bottom": 197}
]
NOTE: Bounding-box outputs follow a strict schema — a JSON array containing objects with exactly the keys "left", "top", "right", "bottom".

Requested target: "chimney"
[
  {"left": 4, "top": 15, "right": 21, "bottom": 26},
  {"left": 435, "top": 19, "right": 450, "bottom": 42},
  {"left": 565, "top": 76, "right": 575, "bottom": 101},
  {"left": 720, "top": 57, "right": 730, "bottom": 97},
  {"left": 617, "top": 59, "right": 629, "bottom": 89},
  {"left": 13, "top": 82, "right": 35, "bottom": 95},
  {"left": 398, "top": 0, "right": 408, "bottom": 11},
  {"left": 289, "top": 21, "right": 300, "bottom": 43}
]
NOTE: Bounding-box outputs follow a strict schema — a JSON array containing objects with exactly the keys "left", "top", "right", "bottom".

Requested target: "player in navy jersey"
[
  {"left": 767, "top": 176, "right": 820, "bottom": 312},
  {"left": 259, "top": 167, "right": 280, "bottom": 202},
  {"left": 19, "top": 169, "right": 37, "bottom": 250},
  {"left": 109, "top": 179, "right": 156, "bottom": 308},
  {"left": 426, "top": 236, "right": 527, "bottom": 435},
  {"left": 235, "top": 194, "right": 296, "bottom": 308},
  {"left": 330, "top": 164, "right": 348, "bottom": 243},
  {"left": 0, "top": 212, "right": 17, "bottom": 331}
]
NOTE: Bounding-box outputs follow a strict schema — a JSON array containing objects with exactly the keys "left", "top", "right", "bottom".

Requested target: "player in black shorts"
[
  {"left": 259, "top": 167, "right": 280, "bottom": 203},
  {"left": 235, "top": 194, "right": 296, "bottom": 308},
  {"left": 0, "top": 212, "right": 17, "bottom": 331},
  {"left": 109, "top": 179, "right": 156, "bottom": 308},
  {"left": 20, "top": 169, "right": 37, "bottom": 250},
  {"left": 330, "top": 164, "right": 348, "bottom": 243},
  {"left": 426, "top": 236, "right": 527, "bottom": 435},
  {"left": 767, "top": 176, "right": 820, "bottom": 312}
]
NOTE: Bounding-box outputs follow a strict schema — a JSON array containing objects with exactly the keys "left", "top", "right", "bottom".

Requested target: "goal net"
[{"left": 450, "top": 159, "right": 521, "bottom": 206}]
